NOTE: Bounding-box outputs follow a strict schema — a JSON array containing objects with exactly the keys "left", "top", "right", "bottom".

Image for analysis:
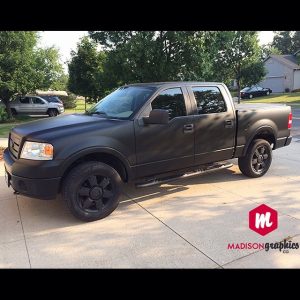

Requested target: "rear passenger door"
[
  {"left": 32, "top": 97, "right": 47, "bottom": 114},
  {"left": 188, "top": 85, "right": 236, "bottom": 165}
]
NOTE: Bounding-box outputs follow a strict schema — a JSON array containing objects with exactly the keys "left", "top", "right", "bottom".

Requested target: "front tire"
[
  {"left": 48, "top": 109, "right": 58, "bottom": 117},
  {"left": 62, "top": 161, "right": 122, "bottom": 222},
  {"left": 266, "top": 91, "right": 270, "bottom": 95},
  {"left": 238, "top": 139, "right": 272, "bottom": 178},
  {"left": 249, "top": 94, "right": 253, "bottom": 99}
]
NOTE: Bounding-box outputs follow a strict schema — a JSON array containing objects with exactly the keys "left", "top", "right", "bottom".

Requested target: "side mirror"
[{"left": 143, "top": 109, "right": 169, "bottom": 125}]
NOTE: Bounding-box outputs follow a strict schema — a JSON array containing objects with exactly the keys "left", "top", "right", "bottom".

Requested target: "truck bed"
[{"left": 235, "top": 102, "right": 291, "bottom": 151}]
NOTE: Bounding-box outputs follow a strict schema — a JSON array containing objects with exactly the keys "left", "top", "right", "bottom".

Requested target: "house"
[{"left": 259, "top": 50, "right": 300, "bottom": 93}]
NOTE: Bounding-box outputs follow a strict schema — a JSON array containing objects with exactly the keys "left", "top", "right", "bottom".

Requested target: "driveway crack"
[
  {"left": 16, "top": 196, "right": 32, "bottom": 268},
  {"left": 123, "top": 191, "right": 223, "bottom": 268}
]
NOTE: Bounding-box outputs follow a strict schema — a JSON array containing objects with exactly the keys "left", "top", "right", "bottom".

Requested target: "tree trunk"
[
  {"left": 4, "top": 99, "right": 12, "bottom": 119},
  {"left": 237, "top": 80, "right": 241, "bottom": 104}
]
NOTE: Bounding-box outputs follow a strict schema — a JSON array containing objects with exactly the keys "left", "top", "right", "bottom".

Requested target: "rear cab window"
[{"left": 191, "top": 86, "right": 227, "bottom": 114}]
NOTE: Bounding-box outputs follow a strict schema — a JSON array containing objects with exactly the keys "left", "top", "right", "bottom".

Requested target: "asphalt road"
[{"left": 291, "top": 107, "right": 300, "bottom": 138}]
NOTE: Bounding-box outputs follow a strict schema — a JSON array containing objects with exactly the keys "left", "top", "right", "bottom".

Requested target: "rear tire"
[
  {"left": 48, "top": 109, "right": 58, "bottom": 117},
  {"left": 62, "top": 161, "right": 122, "bottom": 222},
  {"left": 238, "top": 139, "right": 272, "bottom": 178}
]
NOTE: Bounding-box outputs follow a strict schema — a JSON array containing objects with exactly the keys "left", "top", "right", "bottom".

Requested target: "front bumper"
[
  {"left": 4, "top": 148, "right": 61, "bottom": 200},
  {"left": 58, "top": 106, "right": 64, "bottom": 114}
]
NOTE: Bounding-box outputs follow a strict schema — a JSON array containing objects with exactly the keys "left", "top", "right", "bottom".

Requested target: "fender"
[
  {"left": 59, "top": 146, "right": 133, "bottom": 180},
  {"left": 242, "top": 125, "right": 276, "bottom": 156}
]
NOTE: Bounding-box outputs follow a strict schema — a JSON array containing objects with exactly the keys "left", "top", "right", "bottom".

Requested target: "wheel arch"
[
  {"left": 242, "top": 126, "right": 276, "bottom": 156},
  {"left": 59, "top": 147, "right": 132, "bottom": 190},
  {"left": 47, "top": 108, "right": 58, "bottom": 114}
]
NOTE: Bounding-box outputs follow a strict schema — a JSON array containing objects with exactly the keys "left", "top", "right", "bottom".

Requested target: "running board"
[{"left": 135, "top": 162, "right": 233, "bottom": 188}]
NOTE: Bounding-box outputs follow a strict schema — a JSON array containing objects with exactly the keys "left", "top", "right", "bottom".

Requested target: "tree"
[
  {"left": 0, "top": 31, "right": 66, "bottom": 119},
  {"left": 68, "top": 36, "right": 106, "bottom": 110},
  {"left": 33, "top": 46, "right": 65, "bottom": 90},
  {"left": 0, "top": 31, "right": 38, "bottom": 117},
  {"left": 261, "top": 44, "right": 281, "bottom": 60},
  {"left": 240, "top": 62, "right": 266, "bottom": 88},
  {"left": 216, "top": 31, "right": 265, "bottom": 103},
  {"left": 272, "top": 31, "right": 300, "bottom": 54},
  {"left": 89, "top": 31, "right": 217, "bottom": 88}
]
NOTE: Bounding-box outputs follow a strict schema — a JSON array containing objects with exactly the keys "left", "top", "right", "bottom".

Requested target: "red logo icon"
[{"left": 249, "top": 204, "right": 278, "bottom": 236}]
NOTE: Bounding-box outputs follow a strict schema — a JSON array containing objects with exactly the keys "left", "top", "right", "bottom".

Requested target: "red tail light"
[{"left": 288, "top": 112, "right": 292, "bottom": 129}]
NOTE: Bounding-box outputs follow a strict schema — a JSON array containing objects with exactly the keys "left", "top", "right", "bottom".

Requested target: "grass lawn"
[
  {"left": 0, "top": 100, "right": 94, "bottom": 138},
  {"left": 244, "top": 92, "right": 300, "bottom": 104},
  {"left": 65, "top": 99, "right": 93, "bottom": 114},
  {"left": 0, "top": 116, "right": 47, "bottom": 138}
]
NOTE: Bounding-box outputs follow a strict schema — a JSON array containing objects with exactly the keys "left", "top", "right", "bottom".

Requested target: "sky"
[{"left": 38, "top": 31, "right": 275, "bottom": 73}]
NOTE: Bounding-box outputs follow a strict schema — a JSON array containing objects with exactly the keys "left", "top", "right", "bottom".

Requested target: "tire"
[
  {"left": 266, "top": 91, "right": 270, "bottom": 95},
  {"left": 249, "top": 94, "right": 253, "bottom": 99},
  {"left": 48, "top": 109, "right": 58, "bottom": 117},
  {"left": 238, "top": 139, "right": 272, "bottom": 178},
  {"left": 62, "top": 161, "right": 122, "bottom": 222},
  {"left": 10, "top": 108, "right": 17, "bottom": 116}
]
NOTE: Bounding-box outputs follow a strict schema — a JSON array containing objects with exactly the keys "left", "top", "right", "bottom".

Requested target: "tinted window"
[
  {"left": 151, "top": 88, "right": 186, "bottom": 120},
  {"left": 256, "top": 86, "right": 263, "bottom": 91},
  {"left": 19, "top": 97, "right": 30, "bottom": 104},
  {"left": 192, "top": 86, "right": 226, "bottom": 114},
  {"left": 241, "top": 87, "right": 250, "bottom": 92},
  {"left": 32, "top": 97, "right": 44, "bottom": 104}
]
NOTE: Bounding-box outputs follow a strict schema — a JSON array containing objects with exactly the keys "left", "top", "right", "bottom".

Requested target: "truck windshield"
[{"left": 87, "top": 86, "right": 156, "bottom": 119}]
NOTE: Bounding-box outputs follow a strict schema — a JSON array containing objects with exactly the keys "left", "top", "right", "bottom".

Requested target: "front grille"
[{"left": 9, "top": 133, "right": 22, "bottom": 159}]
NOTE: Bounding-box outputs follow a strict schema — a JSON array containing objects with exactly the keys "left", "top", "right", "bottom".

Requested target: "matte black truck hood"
[{"left": 12, "top": 114, "right": 123, "bottom": 141}]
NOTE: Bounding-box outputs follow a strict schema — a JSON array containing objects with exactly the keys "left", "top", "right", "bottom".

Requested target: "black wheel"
[
  {"left": 10, "top": 108, "right": 17, "bottom": 116},
  {"left": 266, "top": 91, "right": 270, "bottom": 96},
  {"left": 62, "top": 161, "right": 122, "bottom": 222},
  {"left": 249, "top": 94, "right": 253, "bottom": 99},
  {"left": 48, "top": 109, "right": 58, "bottom": 117},
  {"left": 238, "top": 139, "right": 272, "bottom": 178}
]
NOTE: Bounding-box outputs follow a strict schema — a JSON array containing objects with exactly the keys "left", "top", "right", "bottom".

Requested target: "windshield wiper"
[{"left": 88, "top": 111, "right": 108, "bottom": 116}]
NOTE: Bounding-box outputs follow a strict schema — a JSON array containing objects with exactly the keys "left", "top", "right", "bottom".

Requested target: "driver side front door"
[{"left": 133, "top": 87, "right": 195, "bottom": 178}]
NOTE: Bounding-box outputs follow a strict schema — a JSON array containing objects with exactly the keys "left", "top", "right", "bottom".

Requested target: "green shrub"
[
  {"left": 60, "top": 93, "right": 77, "bottom": 109},
  {"left": 0, "top": 107, "right": 8, "bottom": 123}
]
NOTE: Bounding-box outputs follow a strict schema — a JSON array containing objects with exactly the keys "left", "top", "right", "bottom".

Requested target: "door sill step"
[{"left": 135, "top": 161, "right": 233, "bottom": 188}]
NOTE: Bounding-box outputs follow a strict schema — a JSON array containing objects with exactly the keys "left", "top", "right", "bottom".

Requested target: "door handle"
[
  {"left": 224, "top": 120, "right": 233, "bottom": 128},
  {"left": 183, "top": 124, "right": 194, "bottom": 133}
]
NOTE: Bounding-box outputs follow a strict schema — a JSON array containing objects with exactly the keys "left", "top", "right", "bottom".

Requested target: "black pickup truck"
[{"left": 3, "top": 82, "right": 292, "bottom": 221}]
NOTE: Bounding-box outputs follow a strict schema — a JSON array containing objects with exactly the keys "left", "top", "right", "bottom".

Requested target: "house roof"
[{"left": 266, "top": 54, "right": 300, "bottom": 70}]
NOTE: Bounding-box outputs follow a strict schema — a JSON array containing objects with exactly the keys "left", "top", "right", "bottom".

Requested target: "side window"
[
  {"left": 151, "top": 88, "right": 186, "bottom": 120},
  {"left": 192, "top": 86, "right": 227, "bottom": 114},
  {"left": 32, "top": 97, "right": 44, "bottom": 104},
  {"left": 19, "top": 97, "right": 30, "bottom": 104}
]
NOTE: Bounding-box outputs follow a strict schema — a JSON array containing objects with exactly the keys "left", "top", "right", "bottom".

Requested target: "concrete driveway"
[{"left": 1, "top": 140, "right": 300, "bottom": 268}]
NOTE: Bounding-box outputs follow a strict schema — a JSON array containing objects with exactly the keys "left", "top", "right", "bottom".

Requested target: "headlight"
[{"left": 20, "top": 141, "right": 54, "bottom": 160}]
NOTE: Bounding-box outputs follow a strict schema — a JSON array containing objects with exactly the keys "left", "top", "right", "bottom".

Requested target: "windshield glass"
[
  {"left": 241, "top": 87, "right": 250, "bottom": 92},
  {"left": 41, "top": 96, "right": 62, "bottom": 103},
  {"left": 87, "top": 86, "right": 156, "bottom": 119}
]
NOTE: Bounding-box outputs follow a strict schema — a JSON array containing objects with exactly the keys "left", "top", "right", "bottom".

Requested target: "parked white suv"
[{"left": 10, "top": 95, "right": 64, "bottom": 117}]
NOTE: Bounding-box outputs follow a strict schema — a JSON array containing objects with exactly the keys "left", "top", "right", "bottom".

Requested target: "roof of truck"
[{"left": 126, "top": 81, "right": 223, "bottom": 87}]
